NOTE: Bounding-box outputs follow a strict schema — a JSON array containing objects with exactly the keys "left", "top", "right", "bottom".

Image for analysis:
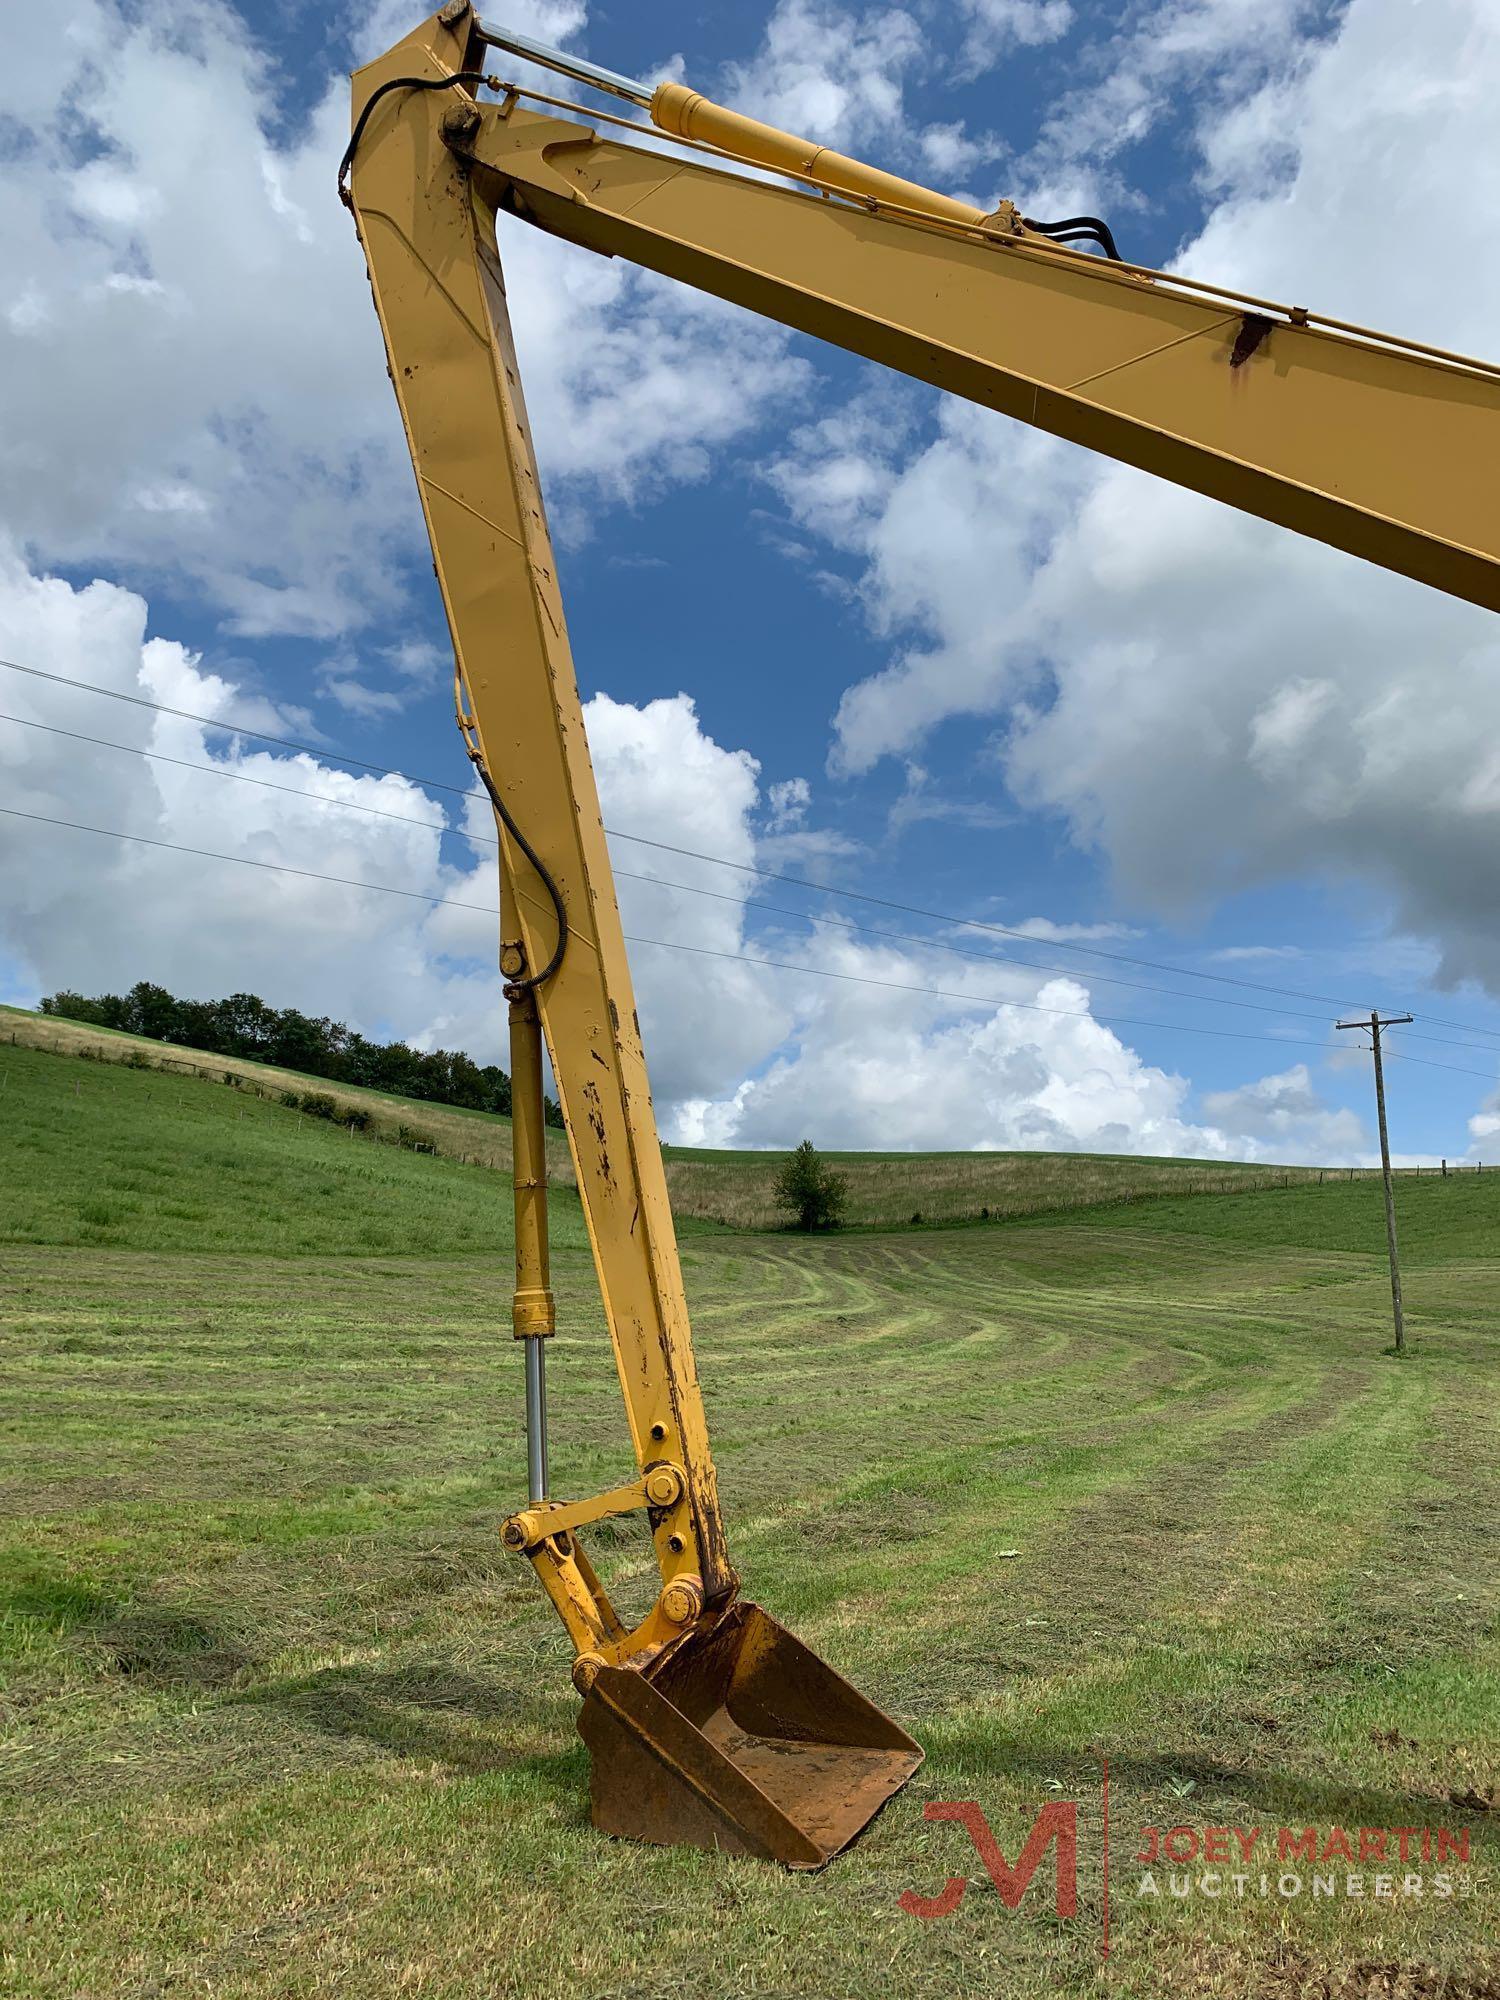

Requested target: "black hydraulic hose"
[
  {"left": 1022, "top": 213, "right": 1122, "bottom": 261},
  {"left": 470, "top": 755, "right": 570, "bottom": 991},
  {"left": 338, "top": 70, "right": 488, "bottom": 203},
  {"left": 338, "top": 72, "right": 568, "bottom": 991}
]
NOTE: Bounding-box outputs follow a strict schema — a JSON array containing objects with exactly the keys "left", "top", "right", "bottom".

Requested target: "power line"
[
  {"left": 610, "top": 829, "right": 1373, "bottom": 1012},
  {"left": 0, "top": 709, "right": 455, "bottom": 837},
  {"left": 615, "top": 870, "right": 1349, "bottom": 1027},
  {"left": 0, "top": 655, "right": 1387, "bottom": 1013},
  {"left": 607, "top": 836, "right": 1500, "bottom": 1054},
  {"left": 9, "top": 706, "right": 1500, "bottom": 1053},
  {"left": 1329, "top": 1029, "right": 1498, "bottom": 1084},
  {"left": 0, "top": 708, "right": 1379, "bottom": 1032},
  {"left": 7, "top": 652, "right": 1500, "bottom": 1047},
  {"left": 0, "top": 657, "right": 470, "bottom": 793},
  {"left": 629, "top": 937, "right": 1495, "bottom": 1083},
  {"left": 1378, "top": 1045, "right": 1496, "bottom": 1083},
  {"left": 2, "top": 799, "right": 1464, "bottom": 1064},
  {"left": 0, "top": 804, "right": 497, "bottom": 916},
  {"left": 4, "top": 803, "right": 1495, "bottom": 1084}
]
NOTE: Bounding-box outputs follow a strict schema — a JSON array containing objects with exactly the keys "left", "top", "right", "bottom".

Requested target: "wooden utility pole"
[{"left": 1336, "top": 1012, "right": 1413, "bottom": 1352}]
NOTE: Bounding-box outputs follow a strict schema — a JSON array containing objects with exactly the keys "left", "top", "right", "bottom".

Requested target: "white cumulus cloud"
[
  {"left": 769, "top": 0, "right": 1500, "bottom": 998},
  {"left": 0, "top": 0, "right": 1440, "bottom": 1168},
  {"left": 1, "top": 546, "right": 1369, "bottom": 1160},
  {"left": 0, "top": 0, "right": 808, "bottom": 649}
]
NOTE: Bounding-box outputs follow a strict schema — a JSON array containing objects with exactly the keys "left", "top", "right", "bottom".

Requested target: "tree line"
[{"left": 40, "top": 980, "right": 564, "bottom": 1126}]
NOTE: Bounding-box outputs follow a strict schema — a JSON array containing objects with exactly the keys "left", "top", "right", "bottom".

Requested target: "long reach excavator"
[{"left": 344, "top": 5, "right": 1500, "bottom": 1867}]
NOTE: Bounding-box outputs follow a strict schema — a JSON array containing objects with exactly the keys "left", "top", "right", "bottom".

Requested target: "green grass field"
[
  {"left": 2, "top": 1006, "right": 1379, "bottom": 1231},
  {"left": 2, "top": 1038, "right": 1496, "bottom": 1999}
]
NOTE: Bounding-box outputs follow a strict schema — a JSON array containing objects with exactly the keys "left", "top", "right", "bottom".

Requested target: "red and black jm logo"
[{"left": 900, "top": 1801, "right": 1080, "bottom": 1919}]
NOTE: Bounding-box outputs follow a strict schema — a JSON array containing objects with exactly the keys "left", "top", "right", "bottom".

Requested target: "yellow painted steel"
[
  {"left": 347, "top": 3, "right": 1500, "bottom": 1793},
  {"left": 504, "top": 1464, "right": 683, "bottom": 1551},
  {"left": 349, "top": 11, "right": 734, "bottom": 1682},
  {"left": 469, "top": 87, "right": 1500, "bottom": 611},
  {"left": 650, "top": 81, "right": 997, "bottom": 232},
  {"left": 504, "top": 978, "right": 554, "bottom": 1341}
]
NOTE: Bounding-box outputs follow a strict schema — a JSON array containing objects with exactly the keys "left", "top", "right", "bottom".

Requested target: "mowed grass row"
[{"left": 2, "top": 1053, "right": 1497, "bottom": 1998}]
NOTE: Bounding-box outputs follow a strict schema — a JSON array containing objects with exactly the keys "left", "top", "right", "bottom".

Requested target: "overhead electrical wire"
[
  {"left": 12, "top": 703, "right": 1500, "bottom": 1057},
  {"left": 0, "top": 708, "right": 1394, "bottom": 1032},
  {"left": 2, "top": 802, "right": 1496, "bottom": 1085},
  {"left": 0, "top": 657, "right": 463, "bottom": 789},
  {"left": 6, "top": 653, "right": 1500, "bottom": 1051},
  {"left": 0, "top": 656, "right": 1426, "bottom": 1016},
  {"left": 0, "top": 657, "right": 1433, "bottom": 1013},
  {"left": 1, "top": 709, "right": 454, "bottom": 836}
]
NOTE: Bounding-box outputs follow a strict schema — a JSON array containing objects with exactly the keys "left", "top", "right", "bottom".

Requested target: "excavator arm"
[{"left": 345, "top": 5, "right": 1500, "bottom": 1866}]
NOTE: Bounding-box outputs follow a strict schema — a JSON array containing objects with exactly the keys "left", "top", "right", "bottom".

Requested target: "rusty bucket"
[{"left": 577, "top": 1601, "right": 922, "bottom": 1868}]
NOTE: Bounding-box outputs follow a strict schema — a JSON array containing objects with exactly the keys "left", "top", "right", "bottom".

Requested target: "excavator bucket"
[{"left": 578, "top": 1601, "right": 922, "bottom": 1868}]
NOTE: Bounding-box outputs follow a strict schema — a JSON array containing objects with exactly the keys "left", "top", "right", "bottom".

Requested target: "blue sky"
[{"left": 3, "top": 0, "right": 1499, "bottom": 1162}]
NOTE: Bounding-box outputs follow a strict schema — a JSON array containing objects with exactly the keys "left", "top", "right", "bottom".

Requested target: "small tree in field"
[{"left": 773, "top": 1140, "right": 848, "bottom": 1232}]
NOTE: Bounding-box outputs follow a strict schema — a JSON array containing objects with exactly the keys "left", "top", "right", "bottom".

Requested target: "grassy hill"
[
  {"left": 1, "top": 1002, "right": 570, "bottom": 1180},
  {"left": 0, "top": 1003, "right": 1398, "bottom": 1235},
  {"left": 0, "top": 1038, "right": 585, "bottom": 1257},
  {"left": 1, "top": 1025, "right": 1497, "bottom": 1998},
  {"left": 1058, "top": 1169, "right": 1500, "bottom": 1263},
  {"left": 662, "top": 1138, "right": 1330, "bottom": 1229}
]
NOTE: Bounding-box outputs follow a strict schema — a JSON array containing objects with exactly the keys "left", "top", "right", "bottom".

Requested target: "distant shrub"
[
  {"left": 773, "top": 1141, "right": 848, "bottom": 1233},
  {"left": 279, "top": 1089, "right": 365, "bottom": 1128}
]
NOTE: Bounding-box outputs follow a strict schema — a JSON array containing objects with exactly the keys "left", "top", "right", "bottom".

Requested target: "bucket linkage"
[{"left": 499, "top": 936, "right": 921, "bottom": 1867}]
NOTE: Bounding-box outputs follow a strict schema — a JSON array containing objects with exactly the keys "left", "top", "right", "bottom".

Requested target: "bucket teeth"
[{"left": 578, "top": 1602, "right": 922, "bottom": 1869}]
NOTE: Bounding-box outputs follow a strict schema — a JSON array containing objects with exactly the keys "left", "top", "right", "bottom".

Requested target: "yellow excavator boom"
[{"left": 344, "top": 4, "right": 1500, "bottom": 1866}]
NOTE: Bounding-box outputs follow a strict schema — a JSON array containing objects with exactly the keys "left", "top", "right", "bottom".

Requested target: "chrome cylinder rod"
[
  {"left": 524, "top": 1336, "right": 549, "bottom": 1504},
  {"left": 505, "top": 937, "right": 556, "bottom": 1510},
  {"left": 474, "top": 18, "right": 653, "bottom": 106}
]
